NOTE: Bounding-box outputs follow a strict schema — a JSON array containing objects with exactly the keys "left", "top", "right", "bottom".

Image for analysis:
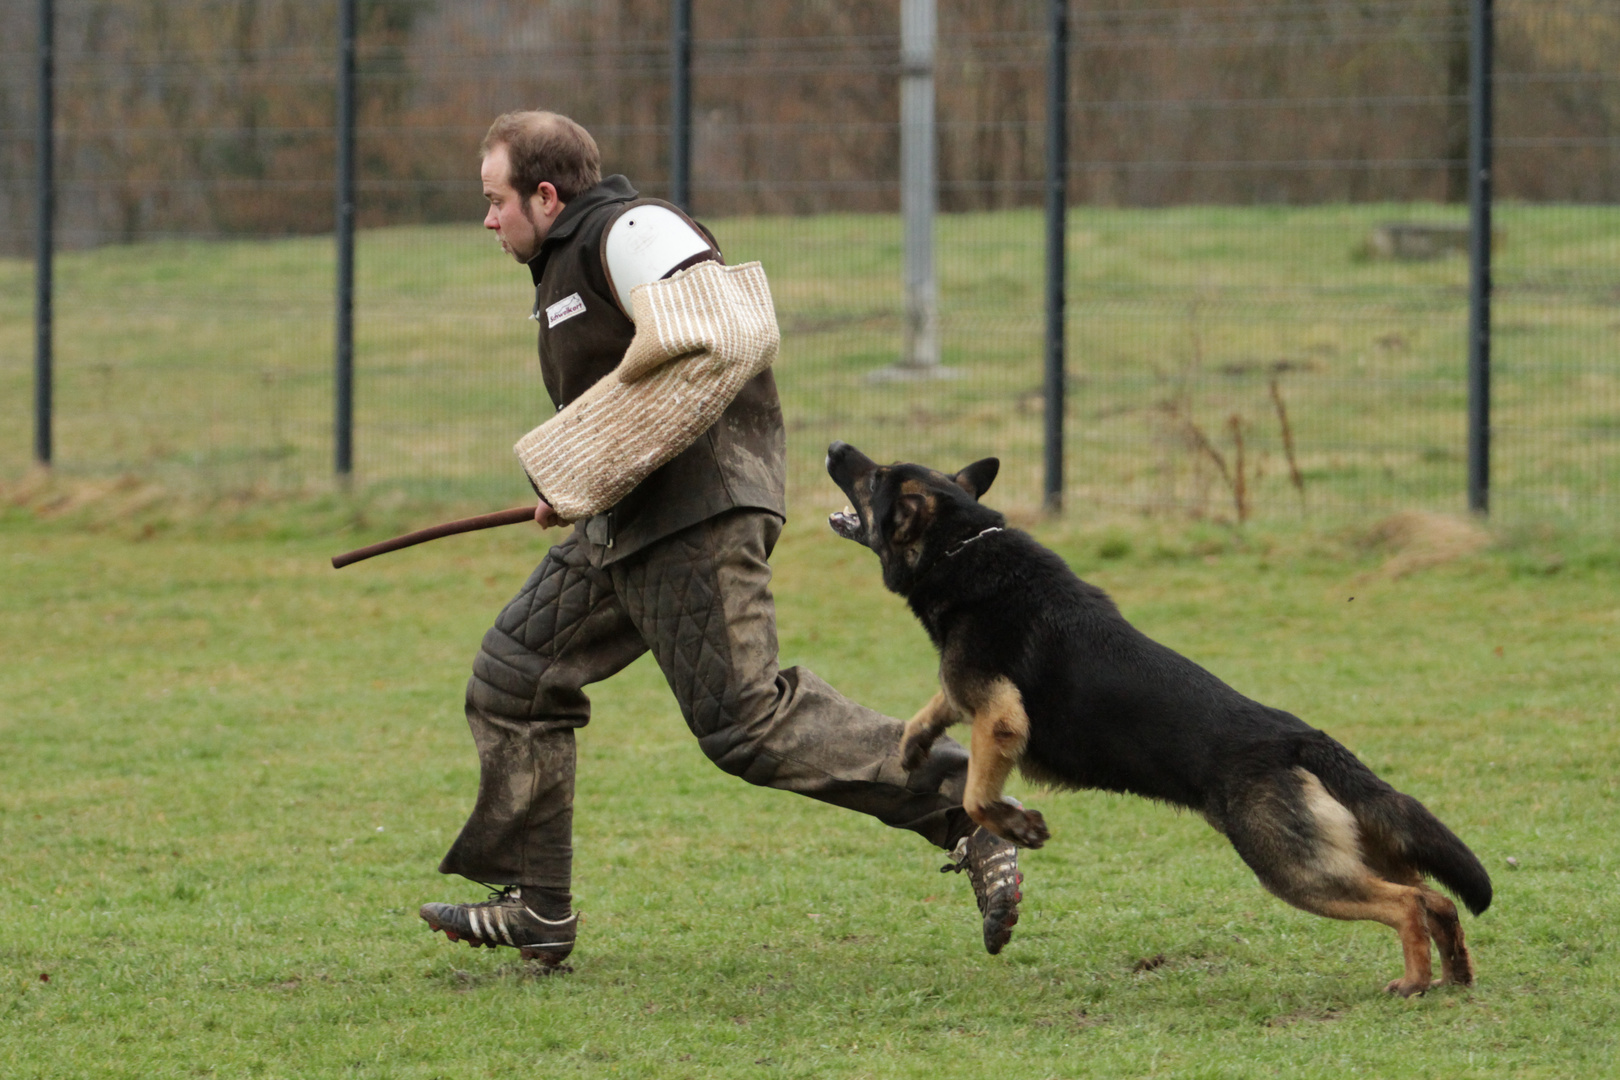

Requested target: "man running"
[{"left": 418, "top": 110, "right": 1024, "bottom": 970}]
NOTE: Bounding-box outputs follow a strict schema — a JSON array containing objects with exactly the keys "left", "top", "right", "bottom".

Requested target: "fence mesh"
[{"left": 1, "top": 0, "right": 1615, "bottom": 522}]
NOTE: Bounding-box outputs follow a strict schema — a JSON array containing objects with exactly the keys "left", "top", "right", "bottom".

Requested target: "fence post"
[
  {"left": 34, "top": 0, "right": 53, "bottom": 468},
  {"left": 899, "top": 0, "right": 940, "bottom": 370},
  {"left": 1466, "top": 0, "right": 1492, "bottom": 515},
  {"left": 1043, "top": 0, "right": 1068, "bottom": 513},
  {"left": 670, "top": 0, "right": 692, "bottom": 210},
  {"left": 335, "top": 0, "right": 356, "bottom": 479}
]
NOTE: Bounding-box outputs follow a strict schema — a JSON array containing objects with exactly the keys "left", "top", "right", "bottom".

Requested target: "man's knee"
[
  {"left": 467, "top": 628, "right": 592, "bottom": 728},
  {"left": 686, "top": 666, "right": 970, "bottom": 801},
  {"left": 678, "top": 662, "right": 793, "bottom": 785},
  {"left": 468, "top": 625, "right": 543, "bottom": 718},
  {"left": 695, "top": 722, "right": 782, "bottom": 786}
]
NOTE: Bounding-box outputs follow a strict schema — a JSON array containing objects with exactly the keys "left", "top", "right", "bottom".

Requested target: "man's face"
[{"left": 481, "top": 144, "right": 558, "bottom": 264}]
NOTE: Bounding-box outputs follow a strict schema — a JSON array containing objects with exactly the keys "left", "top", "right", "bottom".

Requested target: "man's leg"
[
  {"left": 423, "top": 529, "right": 646, "bottom": 967},
  {"left": 613, "top": 510, "right": 1026, "bottom": 952},
  {"left": 613, "top": 510, "right": 970, "bottom": 843}
]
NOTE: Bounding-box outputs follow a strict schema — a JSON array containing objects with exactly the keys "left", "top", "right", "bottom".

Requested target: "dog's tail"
[{"left": 1297, "top": 734, "right": 1493, "bottom": 915}]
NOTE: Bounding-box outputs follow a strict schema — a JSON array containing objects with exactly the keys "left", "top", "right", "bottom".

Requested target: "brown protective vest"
[{"left": 526, "top": 176, "right": 786, "bottom": 564}]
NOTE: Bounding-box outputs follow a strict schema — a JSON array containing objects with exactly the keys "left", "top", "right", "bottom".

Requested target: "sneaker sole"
[
  {"left": 982, "top": 872, "right": 1024, "bottom": 955},
  {"left": 420, "top": 911, "right": 574, "bottom": 971}
]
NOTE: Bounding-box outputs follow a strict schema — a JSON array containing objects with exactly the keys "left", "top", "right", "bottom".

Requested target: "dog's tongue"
[{"left": 828, "top": 506, "right": 862, "bottom": 541}]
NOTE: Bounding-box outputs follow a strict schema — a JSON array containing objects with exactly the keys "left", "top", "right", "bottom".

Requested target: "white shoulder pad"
[{"left": 603, "top": 205, "right": 716, "bottom": 317}]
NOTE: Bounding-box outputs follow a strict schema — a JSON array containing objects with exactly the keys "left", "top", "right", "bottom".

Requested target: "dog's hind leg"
[
  {"left": 1419, "top": 885, "right": 1474, "bottom": 987},
  {"left": 1311, "top": 881, "right": 1438, "bottom": 997},
  {"left": 900, "top": 690, "right": 960, "bottom": 773},
  {"left": 961, "top": 678, "right": 1049, "bottom": 849},
  {"left": 1223, "top": 768, "right": 1437, "bottom": 996}
]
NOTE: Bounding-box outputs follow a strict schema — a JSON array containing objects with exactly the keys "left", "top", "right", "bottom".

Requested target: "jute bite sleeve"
[{"left": 513, "top": 260, "right": 780, "bottom": 523}]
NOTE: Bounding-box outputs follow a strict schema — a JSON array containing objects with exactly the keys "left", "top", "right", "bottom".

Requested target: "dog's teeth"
[{"left": 842, "top": 505, "right": 855, "bottom": 515}]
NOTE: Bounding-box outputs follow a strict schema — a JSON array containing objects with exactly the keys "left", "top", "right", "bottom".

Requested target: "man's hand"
[{"left": 534, "top": 498, "right": 563, "bottom": 529}]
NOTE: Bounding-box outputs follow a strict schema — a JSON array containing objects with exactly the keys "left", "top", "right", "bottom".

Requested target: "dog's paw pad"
[
  {"left": 977, "top": 801, "right": 1050, "bottom": 849},
  {"left": 1384, "top": 977, "right": 1429, "bottom": 998},
  {"left": 1010, "top": 807, "right": 1050, "bottom": 849}
]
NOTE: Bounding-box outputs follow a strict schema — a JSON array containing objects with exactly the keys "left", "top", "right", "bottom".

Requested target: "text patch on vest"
[{"left": 546, "top": 292, "right": 587, "bottom": 328}]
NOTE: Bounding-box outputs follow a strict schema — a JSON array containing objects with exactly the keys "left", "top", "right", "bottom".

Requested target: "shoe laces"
[
  {"left": 940, "top": 835, "right": 971, "bottom": 874},
  {"left": 473, "top": 882, "right": 520, "bottom": 905}
]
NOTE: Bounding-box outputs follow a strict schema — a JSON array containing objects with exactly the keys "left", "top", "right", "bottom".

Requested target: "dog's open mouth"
[{"left": 828, "top": 505, "right": 864, "bottom": 542}]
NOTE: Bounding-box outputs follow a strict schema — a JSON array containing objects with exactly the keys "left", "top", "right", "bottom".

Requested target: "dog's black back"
[{"left": 929, "top": 526, "right": 1289, "bottom": 804}]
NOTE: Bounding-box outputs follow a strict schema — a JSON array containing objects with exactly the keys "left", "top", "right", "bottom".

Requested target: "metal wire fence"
[{"left": 2, "top": 0, "right": 1616, "bottom": 524}]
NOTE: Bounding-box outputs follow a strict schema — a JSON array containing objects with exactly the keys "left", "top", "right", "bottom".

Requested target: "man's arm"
[{"left": 512, "top": 260, "right": 779, "bottom": 524}]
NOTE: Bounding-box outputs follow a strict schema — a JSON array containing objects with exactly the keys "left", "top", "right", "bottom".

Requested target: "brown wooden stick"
[{"left": 331, "top": 506, "right": 536, "bottom": 569}]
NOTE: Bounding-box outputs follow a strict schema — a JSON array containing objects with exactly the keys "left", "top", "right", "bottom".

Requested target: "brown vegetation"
[
  {"left": 1360, "top": 510, "right": 1492, "bottom": 578},
  {"left": 2, "top": 0, "right": 1618, "bottom": 251}
]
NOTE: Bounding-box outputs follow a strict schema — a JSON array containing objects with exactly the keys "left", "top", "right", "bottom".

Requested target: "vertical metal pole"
[
  {"left": 1466, "top": 0, "right": 1492, "bottom": 515},
  {"left": 670, "top": 0, "right": 692, "bottom": 210},
  {"left": 899, "top": 0, "right": 939, "bottom": 370},
  {"left": 335, "top": 0, "right": 356, "bottom": 478},
  {"left": 1043, "top": 0, "right": 1069, "bottom": 512},
  {"left": 34, "top": 0, "right": 54, "bottom": 467}
]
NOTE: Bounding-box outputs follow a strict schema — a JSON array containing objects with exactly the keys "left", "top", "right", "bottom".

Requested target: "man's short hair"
[{"left": 482, "top": 111, "right": 602, "bottom": 203}]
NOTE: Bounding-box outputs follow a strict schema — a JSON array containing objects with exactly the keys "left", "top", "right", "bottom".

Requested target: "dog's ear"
[
  {"left": 890, "top": 493, "right": 932, "bottom": 546},
  {"left": 954, "top": 458, "right": 999, "bottom": 501}
]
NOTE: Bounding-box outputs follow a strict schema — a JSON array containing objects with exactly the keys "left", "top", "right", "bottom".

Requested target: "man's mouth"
[{"left": 828, "top": 505, "right": 864, "bottom": 541}]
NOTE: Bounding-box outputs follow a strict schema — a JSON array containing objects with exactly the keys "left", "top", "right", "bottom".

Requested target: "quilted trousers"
[{"left": 438, "top": 509, "right": 974, "bottom": 889}]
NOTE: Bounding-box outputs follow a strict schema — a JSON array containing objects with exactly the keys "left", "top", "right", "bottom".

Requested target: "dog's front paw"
[
  {"left": 1384, "top": 977, "right": 1430, "bottom": 998},
  {"left": 899, "top": 729, "right": 938, "bottom": 773},
  {"left": 977, "top": 800, "right": 1051, "bottom": 849},
  {"left": 1007, "top": 806, "right": 1051, "bottom": 849}
]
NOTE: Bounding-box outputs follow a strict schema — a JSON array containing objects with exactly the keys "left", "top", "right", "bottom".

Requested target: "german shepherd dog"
[{"left": 825, "top": 441, "right": 1492, "bottom": 996}]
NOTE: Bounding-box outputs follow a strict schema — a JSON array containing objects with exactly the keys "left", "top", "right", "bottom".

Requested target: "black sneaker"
[
  {"left": 419, "top": 886, "right": 576, "bottom": 971},
  {"left": 941, "top": 827, "right": 1023, "bottom": 955}
]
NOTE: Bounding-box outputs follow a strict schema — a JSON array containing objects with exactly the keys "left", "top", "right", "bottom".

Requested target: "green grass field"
[
  {"left": 3, "top": 501, "right": 1616, "bottom": 1078},
  {"left": 2, "top": 202, "right": 1616, "bottom": 521}
]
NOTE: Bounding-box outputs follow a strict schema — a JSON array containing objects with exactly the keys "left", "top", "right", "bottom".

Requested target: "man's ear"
[
  {"left": 530, "top": 181, "right": 563, "bottom": 222},
  {"left": 890, "top": 493, "right": 932, "bottom": 546},
  {"left": 954, "top": 458, "right": 1000, "bottom": 501}
]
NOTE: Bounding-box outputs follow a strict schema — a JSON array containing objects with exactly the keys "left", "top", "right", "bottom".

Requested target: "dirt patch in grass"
[{"left": 1266, "top": 1007, "right": 1344, "bottom": 1028}]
